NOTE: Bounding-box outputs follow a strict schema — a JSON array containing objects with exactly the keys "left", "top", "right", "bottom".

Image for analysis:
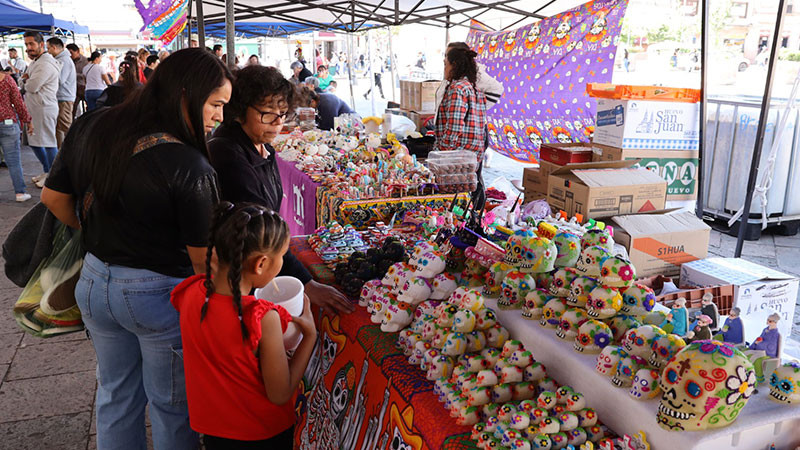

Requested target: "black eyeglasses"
[{"left": 250, "top": 106, "right": 292, "bottom": 125}]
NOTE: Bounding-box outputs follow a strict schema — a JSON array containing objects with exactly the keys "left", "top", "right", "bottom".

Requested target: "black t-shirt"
[
  {"left": 45, "top": 110, "right": 219, "bottom": 278},
  {"left": 317, "top": 93, "right": 354, "bottom": 131}
]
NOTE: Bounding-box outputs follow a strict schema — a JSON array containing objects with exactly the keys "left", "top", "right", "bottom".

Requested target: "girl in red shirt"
[{"left": 171, "top": 202, "right": 317, "bottom": 448}]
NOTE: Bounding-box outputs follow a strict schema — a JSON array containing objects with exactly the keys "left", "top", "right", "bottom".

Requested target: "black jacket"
[{"left": 208, "top": 122, "right": 312, "bottom": 284}]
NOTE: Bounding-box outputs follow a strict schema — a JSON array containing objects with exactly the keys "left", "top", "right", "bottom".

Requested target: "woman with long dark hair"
[
  {"left": 434, "top": 46, "right": 487, "bottom": 156},
  {"left": 96, "top": 57, "right": 142, "bottom": 107},
  {"left": 40, "top": 48, "right": 234, "bottom": 449}
]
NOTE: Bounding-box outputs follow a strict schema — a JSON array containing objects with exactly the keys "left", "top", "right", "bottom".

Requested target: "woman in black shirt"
[
  {"left": 41, "top": 48, "right": 233, "bottom": 450},
  {"left": 208, "top": 65, "right": 352, "bottom": 314}
]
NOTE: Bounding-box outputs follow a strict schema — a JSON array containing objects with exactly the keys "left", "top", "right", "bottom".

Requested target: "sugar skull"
[
  {"left": 426, "top": 354, "right": 454, "bottom": 381},
  {"left": 430, "top": 272, "right": 458, "bottom": 300},
  {"left": 531, "top": 434, "right": 552, "bottom": 450},
  {"left": 577, "top": 408, "right": 597, "bottom": 428},
  {"left": 556, "top": 307, "right": 588, "bottom": 340},
  {"left": 769, "top": 362, "right": 800, "bottom": 404},
  {"left": 620, "top": 283, "right": 656, "bottom": 319},
  {"left": 512, "top": 381, "right": 537, "bottom": 401},
  {"left": 553, "top": 231, "right": 581, "bottom": 268},
  {"left": 461, "top": 288, "right": 486, "bottom": 312},
  {"left": 557, "top": 411, "right": 579, "bottom": 431},
  {"left": 397, "top": 276, "right": 432, "bottom": 305},
  {"left": 649, "top": 334, "right": 687, "bottom": 369},
  {"left": 431, "top": 326, "right": 449, "bottom": 349},
  {"left": 540, "top": 298, "right": 568, "bottom": 328},
  {"left": 623, "top": 325, "right": 667, "bottom": 359},
  {"left": 409, "top": 340, "right": 431, "bottom": 366},
  {"left": 524, "top": 362, "right": 547, "bottom": 382},
  {"left": 448, "top": 287, "right": 468, "bottom": 306},
  {"left": 566, "top": 427, "right": 587, "bottom": 447},
  {"left": 537, "top": 391, "right": 558, "bottom": 410},
  {"left": 519, "top": 236, "right": 557, "bottom": 273},
  {"left": 585, "top": 286, "right": 623, "bottom": 319},
  {"left": 550, "top": 268, "right": 577, "bottom": 298},
  {"left": 580, "top": 228, "right": 614, "bottom": 252},
  {"left": 497, "top": 403, "right": 519, "bottom": 422},
  {"left": 413, "top": 300, "right": 439, "bottom": 323},
  {"left": 529, "top": 407, "right": 549, "bottom": 425},
  {"left": 453, "top": 309, "right": 477, "bottom": 333},
  {"left": 509, "top": 412, "right": 530, "bottom": 430},
  {"left": 442, "top": 332, "right": 468, "bottom": 356},
  {"left": 415, "top": 251, "right": 446, "bottom": 278},
  {"left": 566, "top": 276, "right": 597, "bottom": 308},
  {"left": 565, "top": 392, "right": 586, "bottom": 411},
  {"left": 595, "top": 345, "right": 624, "bottom": 377},
  {"left": 550, "top": 432, "right": 568, "bottom": 450},
  {"left": 481, "top": 348, "right": 502, "bottom": 367},
  {"left": 466, "top": 386, "right": 492, "bottom": 407},
  {"left": 508, "top": 350, "right": 534, "bottom": 367},
  {"left": 630, "top": 368, "right": 661, "bottom": 400},
  {"left": 658, "top": 341, "right": 756, "bottom": 431},
  {"left": 499, "top": 270, "right": 536, "bottom": 310},
  {"left": 392, "top": 266, "right": 415, "bottom": 295},
  {"left": 585, "top": 425, "right": 604, "bottom": 443},
  {"left": 410, "top": 241, "right": 438, "bottom": 266},
  {"left": 486, "top": 324, "right": 510, "bottom": 348},
  {"left": 500, "top": 429, "right": 521, "bottom": 448},
  {"left": 503, "top": 230, "right": 534, "bottom": 267},
  {"left": 574, "top": 320, "right": 613, "bottom": 353},
  {"left": 608, "top": 314, "right": 641, "bottom": 343},
  {"left": 359, "top": 279, "right": 382, "bottom": 307},
  {"left": 555, "top": 385, "right": 573, "bottom": 404},
  {"left": 382, "top": 262, "right": 411, "bottom": 288},
  {"left": 475, "top": 308, "right": 498, "bottom": 330},
  {"left": 370, "top": 292, "right": 395, "bottom": 324},
  {"left": 381, "top": 300, "right": 413, "bottom": 332},
  {"left": 419, "top": 317, "right": 437, "bottom": 340},
  {"left": 500, "top": 339, "right": 524, "bottom": 358},
  {"left": 611, "top": 354, "right": 648, "bottom": 388},
  {"left": 574, "top": 245, "right": 610, "bottom": 277},
  {"left": 600, "top": 255, "right": 636, "bottom": 288},
  {"left": 538, "top": 376, "right": 559, "bottom": 392},
  {"left": 500, "top": 365, "right": 524, "bottom": 384},
  {"left": 435, "top": 304, "right": 459, "bottom": 328},
  {"left": 476, "top": 369, "right": 498, "bottom": 387},
  {"left": 464, "top": 354, "right": 487, "bottom": 373},
  {"left": 491, "top": 383, "right": 514, "bottom": 404},
  {"left": 484, "top": 261, "right": 511, "bottom": 297},
  {"left": 522, "top": 289, "right": 551, "bottom": 320}
]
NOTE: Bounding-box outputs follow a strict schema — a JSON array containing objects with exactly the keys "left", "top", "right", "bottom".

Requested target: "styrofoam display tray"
[{"left": 486, "top": 298, "right": 800, "bottom": 449}]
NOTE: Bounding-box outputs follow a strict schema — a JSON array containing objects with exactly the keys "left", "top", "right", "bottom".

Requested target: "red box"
[{"left": 540, "top": 143, "right": 594, "bottom": 165}]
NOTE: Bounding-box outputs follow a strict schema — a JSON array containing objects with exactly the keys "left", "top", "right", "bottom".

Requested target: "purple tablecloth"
[{"left": 276, "top": 156, "right": 320, "bottom": 236}]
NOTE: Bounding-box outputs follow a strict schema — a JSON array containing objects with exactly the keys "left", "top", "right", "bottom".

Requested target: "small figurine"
[
  {"left": 660, "top": 297, "right": 688, "bottom": 337},
  {"left": 699, "top": 293, "right": 720, "bottom": 331},
  {"left": 717, "top": 307, "right": 745, "bottom": 345},
  {"left": 686, "top": 315, "right": 712, "bottom": 342},
  {"left": 749, "top": 313, "right": 781, "bottom": 358}
]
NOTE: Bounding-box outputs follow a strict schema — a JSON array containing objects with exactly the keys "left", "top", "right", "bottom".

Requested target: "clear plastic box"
[{"left": 436, "top": 173, "right": 478, "bottom": 194}]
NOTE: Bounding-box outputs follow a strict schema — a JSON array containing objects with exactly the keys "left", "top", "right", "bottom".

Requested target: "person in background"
[
  {"left": 303, "top": 75, "right": 322, "bottom": 93},
  {"left": 208, "top": 65, "right": 353, "bottom": 314},
  {"left": 0, "top": 68, "right": 33, "bottom": 201},
  {"left": 623, "top": 48, "right": 631, "bottom": 72},
  {"left": 213, "top": 44, "right": 223, "bottom": 59},
  {"left": 96, "top": 58, "right": 143, "bottom": 108},
  {"left": 416, "top": 51, "right": 426, "bottom": 70},
  {"left": 190, "top": 34, "right": 199, "bottom": 48},
  {"left": 143, "top": 54, "right": 159, "bottom": 80},
  {"left": 434, "top": 42, "right": 503, "bottom": 121},
  {"left": 247, "top": 55, "right": 260, "bottom": 66},
  {"left": 136, "top": 48, "right": 149, "bottom": 81},
  {"left": 328, "top": 52, "right": 338, "bottom": 76},
  {"left": 2, "top": 48, "right": 27, "bottom": 84},
  {"left": 290, "top": 60, "right": 312, "bottom": 85},
  {"left": 301, "top": 86, "right": 354, "bottom": 131},
  {"left": 104, "top": 52, "right": 119, "bottom": 82},
  {"left": 158, "top": 49, "right": 170, "bottom": 62},
  {"left": 46, "top": 38, "right": 76, "bottom": 150},
  {"left": 315, "top": 48, "right": 325, "bottom": 70},
  {"left": 363, "top": 55, "right": 384, "bottom": 99},
  {"left": 326, "top": 80, "right": 337, "bottom": 93},
  {"left": 83, "top": 51, "right": 112, "bottom": 111},
  {"left": 294, "top": 46, "right": 306, "bottom": 66},
  {"left": 40, "top": 48, "right": 233, "bottom": 450},
  {"left": 66, "top": 43, "right": 88, "bottom": 118},
  {"left": 22, "top": 31, "right": 60, "bottom": 188},
  {"left": 316, "top": 65, "right": 334, "bottom": 91},
  {"left": 434, "top": 46, "right": 486, "bottom": 156}
]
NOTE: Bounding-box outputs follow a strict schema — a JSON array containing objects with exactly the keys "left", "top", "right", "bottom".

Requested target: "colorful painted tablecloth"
[
  {"left": 277, "top": 157, "right": 321, "bottom": 236},
  {"left": 289, "top": 237, "right": 477, "bottom": 450}
]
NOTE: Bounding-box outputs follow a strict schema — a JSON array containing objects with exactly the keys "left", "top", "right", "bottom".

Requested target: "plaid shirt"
[{"left": 434, "top": 77, "right": 487, "bottom": 158}]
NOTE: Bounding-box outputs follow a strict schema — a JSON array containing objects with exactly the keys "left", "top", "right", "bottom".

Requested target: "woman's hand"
[
  {"left": 305, "top": 280, "right": 354, "bottom": 314},
  {"left": 293, "top": 294, "right": 317, "bottom": 338}
]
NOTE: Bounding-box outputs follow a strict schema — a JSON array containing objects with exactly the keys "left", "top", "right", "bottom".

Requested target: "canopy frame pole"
[
  {"left": 225, "top": 0, "right": 235, "bottom": 69},
  {"left": 445, "top": 5, "right": 451, "bottom": 45},
  {"left": 311, "top": 30, "right": 317, "bottom": 72},
  {"left": 197, "top": 0, "right": 205, "bottom": 49},
  {"left": 368, "top": 29, "right": 376, "bottom": 116},
  {"left": 696, "top": 0, "right": 708, "bottom": 219},
  {"left": 347, "top": 32, "right": 356, "bottom": 109},
  {"left": 388, "top": 27, "right": 396, "bottom": 102},
  {"left": 187, "top": 0, "right": 193, "bottom": 47}
]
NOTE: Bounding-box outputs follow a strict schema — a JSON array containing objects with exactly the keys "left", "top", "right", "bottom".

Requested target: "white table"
[{"left": 487, "top": 298, "right": 800, "bottom": 449}]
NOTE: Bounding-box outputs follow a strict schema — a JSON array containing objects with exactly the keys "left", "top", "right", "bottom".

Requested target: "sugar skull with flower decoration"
[
  {"left": 453, "top": 308, "right": 476, "bottom": 333},
  {"left": 611, "top": 354, "right": 648, "bottom": 388},
  {"left": 484, "top": 261, "right": 511, "bottom": 298},
  {"left": 586, "top": 286, "right": 623, "bottom": 319},
  {"left": 435, "top": 303, "right": 459, "bottom": 328},
  {"left": 600, "top": 255, "right": 636, "bottom": 288},
  {"left": 566, "top": 427, "right": 587, "bottom": 447},
  {"left": 381, "top": 300, "right": 413, "bottom": 332},
  {"left": 596, "top": 345, "right": 624, "bottom": 376},
  {"left": 486, "top": 324, "right": 510, "bottom": 348},
  {"left": 623, "top": 324, "right": 667, "bottom": 360},
  {"left": 630, "top": 368, "right": 661, "bottom": 400},
  {"left": 523, "top": 288, "right": 551, "bottom": 320},
  {"left": 524, "top": 362, "right": 547, "bottom": 382},
  {"left": 460, "top": 288, "right": 485, "bottom": 312},
  {"left": 565, "top": 392, "right": 586, "bottom": 412},
  {"left": 575, "top": 245, "right": 610, "bottom": 277},
  {"left": 621, "top": 283, "right": 656, "bottom": 319},
  {"left": 410, "top": 241, "right": 438, "bottom": 265},
  {"left": 442, "top": 331, "right": 468, "bottom": 356},
  {"left": 504, "top": 229, "right": 534, "bottom": 267},
  {"left": 519, "top": 236, "right": 557, "bottom": 273},
  {"left": 359, "top": 279, "right": 382, "bottom": 307},
  {"left": 657, "top": 341, "right": 756, "bottom": 431},
  {"left": 397, "top": 276, "right": 432, "bottom": 305},
  {"left": 427, "top": 354, "right": 455, "bottom": 381},
  {"left": 556, "top": 307, "right": 588, "bottom": 340},
  {"left": 550, "top": 268, "right": 577, "bottom": 298},
  {"left": 580, "top": 228, "right": 614, "bottom": 252},
  {"left": 553, "top": 231, "right": 581, "bottom": 268},
  {"left": 567, "top": 276, "right": 597, "bottom": 308},
  {"left": 608, "top": 314, "right": 642, "bottom": 343},
  {"left": 558, "top": 411, "right": 579, "bottom": 431},
  {"left": 475, "top": 308, "right": 498, "bottom": 330},
  {"left": 769, "top": 362, "right": 800, "bottom": 404},
  {"left": 649, "top": 333, "right": 687, "bottom": 369},
  {"left": 499, "top": 270, "right": 536, "bottom": 309},
  {"left": 415, "top": 250, "right": 446, "bottom": 278},
  {"left": 430, "top": 272, "right": 458, "bottom": 300},
  {"left": 574, "top": 319, "right": 613, "bottom": 353},
  {"left": 540, "top": 298, "right": 568, "bottom": 328},
  {"left": 382, "top": 262, "right": 410, "bottom": 289}
]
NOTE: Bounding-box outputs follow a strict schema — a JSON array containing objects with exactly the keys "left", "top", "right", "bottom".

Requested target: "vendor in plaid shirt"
[{"left": 434, "top": 46, "right": 487, "bottom": 159}]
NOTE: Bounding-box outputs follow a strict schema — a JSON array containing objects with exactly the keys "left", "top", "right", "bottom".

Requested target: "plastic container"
[
  {"left": 296, "top": 107, "right": 317, "bottom": 131},
  {"left": 436, "top": 172, "right": 477, "bottom": 194},
  {"left": 254, "top": 276, "right": 305, "bottom": 350}
]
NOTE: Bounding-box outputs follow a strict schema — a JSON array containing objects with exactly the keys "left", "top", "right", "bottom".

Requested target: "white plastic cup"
[{"left": 255, "top": 276, "right": 304, "bottom": 350}]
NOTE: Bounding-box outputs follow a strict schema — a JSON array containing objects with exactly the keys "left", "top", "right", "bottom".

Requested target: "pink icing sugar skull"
[
  {"left": 430, "top": 272, "right": 458, "bottom": 300},
  {"left": 397, "top": 276, "right": 432, "bottom": 305},
  {"left": 595, "top": 345, "right": 624, "bottom": 377},
  {"left": 448, "top": 286, "right": 469, "bottom": 305}
]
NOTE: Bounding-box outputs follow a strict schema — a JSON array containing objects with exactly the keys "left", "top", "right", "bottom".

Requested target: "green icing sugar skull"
[
  {"left": 658, "top": 341, "right": 756, "bottom": 431},
  {"left": 575, "top": 245, "right": 610, "bottom": 278},
  {"left": 554, "top": 231, "right": 581, "bottom": 268},
  {"left": 519, "top": 236, "right": 557, "bottom": 274},
  {"left": 549, "top": 268, "right": 577, "bottom": 298},
  {"left": 580, "top": 228, "right": 614, "bottom": 252},
  {"left": 600, "top": 255, "right": 636, "bottom": 288}
]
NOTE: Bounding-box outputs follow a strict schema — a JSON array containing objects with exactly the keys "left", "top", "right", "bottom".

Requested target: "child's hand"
[{"left": 294, "top": 294, "right": 317, "bottom": 338}]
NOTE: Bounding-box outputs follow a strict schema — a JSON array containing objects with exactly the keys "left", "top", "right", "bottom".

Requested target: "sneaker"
[
  {"left": 31, "top": 173, "right": 45, "bottom": 183},
  {"left": 0, "top": 161, "right": 7, "bottom": 168},
  {"left": 15, "top": 193, "right": 31, "bottom": 202},
  {"left": 34, "top": 173, "right": 46, "bottom": 188}
]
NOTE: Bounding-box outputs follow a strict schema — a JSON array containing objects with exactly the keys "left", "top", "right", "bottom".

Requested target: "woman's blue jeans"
[
  {"left": 0, "top": 122, "right": 26, "bottom": 193},
  {"left": 29, "top": 146, "right": 57, "bottom": 173},
  {"left": 85, "top": 89, "right": 104, "bottom": 111}
]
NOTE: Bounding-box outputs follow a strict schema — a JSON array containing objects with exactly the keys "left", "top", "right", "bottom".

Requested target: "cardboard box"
[
  {"left": 591, "top": 144, "right": 699, "bottom": 201},
  {"left": 540, "top": 143, "right": 594, "bottom": 165},
  {"left": 547, "top": 160, "right": 667, "bottom": 220},
  {"left": 523, "top": 160, "right": 560, "bottom": 202},
  {"left": 401, "top": 80, "right": 441, "bottom": 113},
  {"left": 680, "top": 258, "right": 800, "bottom": 347},
  {"left": 612, "top": 211, "right": 710, "bottom": 278},
  {"left": 593, "top": 98, "right": 700, "bottom": 150},
  {"left": 386, "top": 108, "right": 433, "bottom": 131}
]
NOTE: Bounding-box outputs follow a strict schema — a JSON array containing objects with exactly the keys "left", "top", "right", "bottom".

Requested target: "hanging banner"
[
  {"left": 466, "top": 0, "right": 628, "bottom": 163},
  {"left": 134, "top": 0, "right": 173, "bottom": 29},
  {"left": 135, "top": 0, "right": 188, "bottom": 45}
]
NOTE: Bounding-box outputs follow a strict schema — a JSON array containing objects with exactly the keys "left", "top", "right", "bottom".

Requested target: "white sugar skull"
[
  {"left": 524, "top": 362, "right": 547, "bottom": 382},
  {"left": 540, "top": 298, "right": 568, "bottom": 328},
  {"left": 611, "top": 354, "right": 648, "bottom": 388},
  {"left": 461, "top": 289, "right": 485, "bottom": 312},
  {"left": 448, "top": 287, "right": 469, "bottom": 306},
  {"left": 475, "top": 308, "right": 498, "bottom": 330},
  {"left": 538, "top": 376, "right": 559, "bottom": 392},
  {"left": 565, "top": 392, "right": 586, "bottom": 411},
  {"left": 427, "top": 354, "right": 454, "bottom": 381},
  {"left": 585, "top": 286, "right": 623, "bottom": 320},
  {"left": 623, "top": 325, "right": 667, "bottom": 359},
  {"left": 522, "top": 289, "right": 551, "bottom": 320},
  {"left": 581, "top": 228, "right": 614, "bottom": 252},
  {"left": 608, "top": 314, "right": 641, "bottom": 343},
  {"left": 574, "top": 245, "right": 610, "bottom": 277},
  {"left": 456, "top": 405, "right": 481, "bottom": 426},
  {"left": 420, "top": 317, "right": 437, "bottom": 340},
  {"left": 566, "top": 427, "right": 587, "bottom": 447},
  {"left": 381, "top": 300, "right": 413, "bottom": 332},
  {"left": 504, "top": 230, "right": 534, "bottom": 267},
  {"left": 435, "top": 303, "right": 460, "bottom": 328},
  {"left": 442, "top": 332, "right": 468, "bottom": 356},
  {"left": 481, "top": 348, "right": 502, "bottom": 367},
  {"left": 409, "top": 340, "right": 431, "bottom": 366},
  {"left": 556, "top": 308, "right": 588, "bottom": 340},
  {"left": 486, "top": 324, "right": 510, "bottom": 348},
  {"left": 415, "top": 251, "right": 446, "bottom": 278},
  {"left": 370, "top": 293, "right": 395, "bottom": 324},
  {"left": 413, "top": 300, "right": 439, "bottom": 323},
  {"left": 430, "top": 272, "right": 458, "bottom": 300},
  {"left": 484, "top": 261, "right": 511, "bottom": 297},
  {"left": 500, "top": 339, "right": 523, "bottom": 358},
  {"left": 537, "top": 391, "right": 558, "bottom": 410},
  {"left": 359, "top": 279, "right": 382, "bottom": 307},
  {"left": 649, "top": 334, "right": 686, "bottom": 369},
  {"left": 453, "top": 309, "right": 476, "bottom": 332},
  {"left": 491, "top": 383, "right": 513, "bottom": 404},
  {"left": 769, "top": 362, "right": 800, "bottom": 404},
  {"left": 410, "top": 241, "right": 439, "bottom": 266},
  {"left": 600, "top": 255, "right": 636, "bottom": 289},
  {"left": 512, "top": 381, "right": 537, "bottom": 401},
  {"left": 658, "top": 341, "right": 756, "bottom": 431},
  {"left": 577, "top": 408, "right": 598, "bottom": 428},
  {"left": 499, "top": 271, "right": 535, "bottom": 310},
  {"left": 557, "top": 411, "right": 579, "bottom": 431},
  {"left": 630, "top": 368, "right": 661, "bottom": 400},
  {"left": 553, "top": 231, "right": 581, "bottom": 268},
  {"left": 392, "top": 267, "right": 415, "bottom": 295},
  {"left": 620, "top": 283, "right": 657, "bottom": 319},
  {"left": 550, "top": 268, "right": 577, "bottom": 297},
  {"left": 566, "top": 276, "right": 596, "bottom": 308},
  {"left": 509, "top": 350, "right": 534, "bottom": 367},
  {"left": 509, "top": 412, "right": 530, "bottom": 430},
  {"left": 595, "top": 345, "right": 624, "bottom": 376},
  {"left": 382, "top": 262, "right": 410, "bottom": 288},
  {"left": 397, "top": 277, "right": 432, "bottom": 305},
  {"left": 555, "top": 385, "right": 574, "bottom": 404},
  {"left": 519, "top": 236, "right": 557, "bottom": 274},
  {"left": 531, "top": 434, "right": 552, "bottom": 450},
  {"left": 574, "top": 320, "right": 613, "bottom": 354}
]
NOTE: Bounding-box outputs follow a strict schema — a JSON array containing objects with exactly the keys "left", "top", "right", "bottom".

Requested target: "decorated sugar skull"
[
  {"left": 461, "top": 289, "right": 485, "bottom": 312},
  {"left": 531, "top": 434, "right": 552, "bottom": 450},
  {"left": 504, "top": 229, "right": 534, "bottom": 267},
  {"left": 415, "top": 251, "right": 446, "bottom": 278},
  {"left": 397, "top": 277, "right": 432, "bottom": 305},
  {"left": 512, "top": 381, "right": 537, "bottom": 401},
  {"left": 409, "top": 340, "right": 431, "bottom": 365},
  {"left": 466, "top": 386, "right": 492, "bottom": 407},
  {"left": 430, "top": 272, "right": 458, "bottom": 300},
  {"left": 608, "top": 314, "right": 641, "bottom": 343},
  {"left": 484, "top": 261, "right": 510, "bottom": 297},
  {"left": 540, "top": 298, "right": 568, "bottom": 328},
  {"left": 491, "top": 383, "right": 513, "bottom": 404},
  {"left": 381, "top": 300, "right": 413, "bottom": 332},
  {"left": 497, "top": 403, "right": 519, "bottom": 422},
  {"left": 500, "top": 365, "right": 524, "bottom": 384},
  {"left": 456, "top": 405, "right": 481, "bottom": 426},
  {"left": 453, "top": 309, "right": 477, "bottom": 332},
  {"left": 442, "top": 332, "right": 468, "bottom": 356},
  {"left": 413, "top": 300, "right": 439, "bottom": 322},
  {"left": 595, "top": 345, "right": 624, "bottom": 377},
  {"left": 623, "top": 325, "right": 667, "bottom": 359},
  {"left": 566, "top": 427, "right": 587, "bottom": 447},
  {"left": 410, "top": 241, "right": 439, "bottom": 266},
  {"left": 448, "top": 287, "right": 469, "bottom": 306},
  {"left": 482, "top": 348, "right": 502, "bottom": 367},
  {"left": 359, "top": 279, "right": 382, "bottom": 307},
  {"left": 382, "top": 262, "right": 410, "bottom": 288},
  {"left": 566, "top": 276, "right": 597, "bottom": 308},
  {"left": 537, "top": 391, "right": 558, "bottom": 410},
  {"left": 500, "top": 429, "right": 521, "bottom": 448},
  {"left": 658, "top": 341, "right": 756, "bottom": 431},
  {"left": 486, "top": 324, "right": 510, "bottom": 348},
  {"left": 611, "top": 354, "right": 648, "bottom": 388},
  {"left": 574, "top": 320, "right": 613, "bottom": 353},
  {"left": 432, "top": 326, "right": 449, "bottom": 349},
  {"left": 475, "top": 308, "right": 498, "bottom": 330},
  {"left": 393, "top": 266, "right": 415, "bottom": 295},
  {"left": 370, "top": 293, "right": 395, "bottom": 324},
  {"left": 524, "top": 362, "right": 547, "bottom": 382},
  {"left": 553, "top": 231, "right": 582, "bottom": 268},
  {"left": 600, "top": 255, "right": 636, "bottom": 288},
  {"left": 499, "top": 271, "right": 535, "bottom": 310},
  {"left": 565, "top": 392, "right": 586, "bottom": 411},
  {"left": 769, "top": 362, "right": 800, "bottom": 404},
  {"left": 522, "top": 289, "right": 551, "bottom": 320},
  {"left": 620, "top": 283, "right": 656, "bottom": 319},
  {"left": 509, "top": 350, "right": 534, "bottom": 367},
  {"left": 519, "top": 236, "right": 557, "bottom": 273},
  {"left": 476, "top": 369, "right": 499, "bottom": 387},
  {"left": 509, "top": 412, "right": 530, "bottom": 430},
  {"left": 574, "top": 245, "right": 610, "bottom": 277},
  {"left": 550, "top": 268, "right": 577, "bottom": 298},
  {"left": 556, "top": 308, "right": 588, "bottom": 340},
  {"left": 581, "top": 228, "right": 614, "bottom": 252},
  {"left": 420, "top": 317, "right": 437, "bottom": 340},
  {"left": 426, "top": 354, "right": 454, "bottom": 381},
  {"left": 500, "top": 339, "right": 523, "bottom": 358},
  {"left": 555, "top": 385, "right": 573, "bottom": 404},
  {"left": 586, "top": 286, "right": 623, "bottom": 319},
  {"left": 550, "top": 432, "right": 568, "bottom": 450},
  {"left": 577, "top": 408, "right": 597, "bottom": 428},
  {"left": 538, "top": 376, "right": 559, "bottom": 393},
  {"left": 649, "top": 334, "right": 687, "bottom": 369},
  {"left": 585, "top": 425, "right": 604, "bottom": 443},
  {"left": 630, "top": 368, "right": 661, "bottom": 400},
  {"left": 557, "top": 411, "right": 579, "bottom": 431},
  {"left": 435, "top": 304, "right": 459, "bottom": 328}
]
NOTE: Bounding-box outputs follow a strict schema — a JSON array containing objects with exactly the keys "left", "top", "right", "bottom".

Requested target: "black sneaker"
[{"left": 0, "top": 161, "right": 6, "bottom": 168}]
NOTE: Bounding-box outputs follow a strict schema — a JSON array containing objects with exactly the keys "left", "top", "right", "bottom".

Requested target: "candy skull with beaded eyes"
[
  {"left": 565, "top": 392, "right": 586, "bottom": 411},
  {"left": 522, "top": 289, "right": 551, "bottom": 320},
  {"left": 484, "top": 261, "right": 511, "bottom": 298},
  {"left": 769, "top": 362, "right": 800, "bottom": 404},
  {"left": 649, "top": 333, "right": 686, "bottom": 369},
  {"left": 567, "top": 276, "right": 597, "bottom": 309},
  {"left": 586, "top": 286, "right": 623, "bottom": 320},
  {"left": 608, "top": 314, "right": 642, "bottom": 343},
  {"left": 499, "top": 271, "right": 536, "bottom": 310},
  {"left": 430, "top": 272, "right": 458, "bottom": 300},
  {"left": 558, "top": 411, "right": 579, "bottom": 431},
  {"left": 382, "top": 262, "right": 410, "bottom": 288},
  {"left": 600, "top": 255, "right": 636, "bottom": 288},
  {"left": 574, "top": 245, "right": 610, "bottom": 277},
  {"left": 397, "top": 277, "right": 432, "bottom": 305},
  {"left": 581, "top": 228, "right": 614, "bottom": 252},
  {"left": 486, "top": 324, "right": 510, "bottom": 348},
  {"left": 524, "top": 362, "right": 547, "bottom": 382},
  {"left": 359, "top": 279, "right": 382, "bottom": 307},
  {"left": 540, "top": 298, "right": 568, "bottom": 328},
  {"left": 415, "top": 251, "right": 446, "bottom": 278},
  {"left": 381, "top": 300, "right": 413, "bottom": 332},
  {"left": 453, "top": 309, "right": 477, "bottom": 333},
  {"left": 623, "top": 324, "right": 667, "bottom": 359},
  {"left": 550, "top": 268, "right": 578, "bottom": 298},
  {"left": 475, "top": 308, "right": 497, "bottom": 331},
  {"left": 410, "top": 241, "right": 439, "bottom": 266},
  {"left": 658, "top": 341, "right": 756, "bottom": 431},
  {"left": 426, "top": 354, "right": 454, "bottom": 381},
  {"left": 554, "top": 231, "right": 582, "bottom": 268},
  {"left": 611, "top": 354, "right": 648, "bottom": 388},
  {"left": 519, "top": 236, "right": 557, "bottom": 273},
  {"left": 574, "top": 320, "right": 613, "bottom": 353},
  {"left": 556, "top": 307, "right": 588, "bottom": 340},
  {"left": 620, "top": 283, "right": 656, "bottom": 319},
  {"left": 442, "top": 332, "right": 468, "bottom": 356},
  {"left": 460, "top": 289, "right": 485, "bottom": 312},
  {"left": 630, "top": 368, "right": 661, "bottom": 400},
  {"left": 504, "top": 229, "right": 535, "bottom": 267},
  {"left": 595, "top": 345, "right": 624, "bottom": 376}
]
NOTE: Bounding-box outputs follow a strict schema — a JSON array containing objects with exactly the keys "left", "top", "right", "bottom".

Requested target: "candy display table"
[
  {"left": 487, "top": 298, "right": 800, "bottom": 449},
  {"left": 277, "top": 157, "right": 321, "bottom": 236}
]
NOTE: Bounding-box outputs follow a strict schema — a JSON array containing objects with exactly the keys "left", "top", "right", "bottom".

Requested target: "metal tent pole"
[
  {"left": 225, "top": 0, "right": 235, "bottom": 69},
  {"left": 696, "top": 0, "right": 709, "bottom": 220},
  {"left": 347, "top": 32, "right": 356, "bottom": 109},
  {"left": 388, "top": 27, "right": 397, "bottom": 102},
  {"left": 187, "top": 0, "right": 193, "bottom": 46},
  {"left": 311, "top": 31, "right": 317, "bottom": 72},
  {"left": 197, "top": 0, "right": 205, "bottom": 49},
  {"left": 734, "top": 0, "right": 786, "bottom": 257},
  {"left": 368, "top": 29, "right": 376, "bottom": 116}
]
